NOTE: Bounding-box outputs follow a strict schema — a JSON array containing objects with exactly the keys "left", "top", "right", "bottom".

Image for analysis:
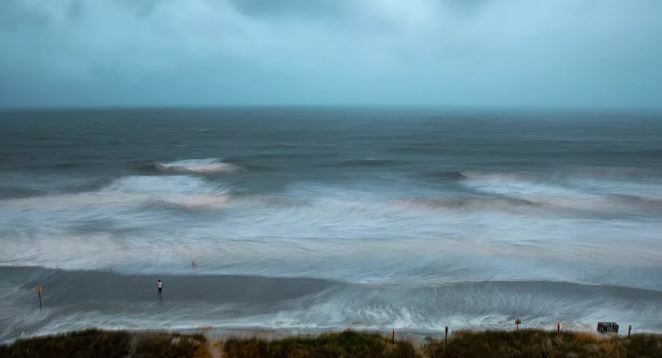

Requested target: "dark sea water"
[{"left": 1, "top": 108, "right": 662, "bottom": 341}]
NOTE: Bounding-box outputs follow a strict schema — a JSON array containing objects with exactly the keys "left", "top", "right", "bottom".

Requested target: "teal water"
[{"left": 1, "top": 108, "right": 661, "bottom": 340}]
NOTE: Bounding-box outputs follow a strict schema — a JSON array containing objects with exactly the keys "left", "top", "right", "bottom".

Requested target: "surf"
[{"left": 155, "top": 158, "right": 241, "bottom": 174}]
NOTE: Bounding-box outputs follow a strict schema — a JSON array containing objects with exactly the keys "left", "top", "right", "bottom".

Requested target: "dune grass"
[
  {"left": 221, "top": 329, "right": 662, "bottom": 358},
  {"left": 424, "top": 329, "right": 662, "bottom": 358},
  {"left": 2, "top": 328, "right": 662, "bottom": 357},
  {"left": 222, "top": 330, "right": 417, "bottom": 358},
  {"left": 0, "top": 329, "right": 210, "bottom": 358}
]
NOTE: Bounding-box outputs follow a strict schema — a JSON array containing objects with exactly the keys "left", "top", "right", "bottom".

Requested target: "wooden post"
[
  {"left": 515, "top": 318, "right": 521, "bottom": 332},
  {"left": 391, "top": 329, "right": 395, "bottom": 344},
  {"left": 36, "top": 286, "right": 43, "bottom": 310},
  {"left": 444, "top": 326, "right": 448, "bottom": 345},
  {"left": 557, "top": 322, "right": 560, "bottom": 334},
  {"left": 628, "top": 325, "right": 632, "bottom": 338}
]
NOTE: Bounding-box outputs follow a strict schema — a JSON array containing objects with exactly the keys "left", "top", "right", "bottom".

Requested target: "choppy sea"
[{"left": 1, "top": 108, "right": 661, "bottom": 341}]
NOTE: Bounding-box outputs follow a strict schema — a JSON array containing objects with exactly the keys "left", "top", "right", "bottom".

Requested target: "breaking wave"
[
  {"left": 155, "top": 158, "right": 241, "bottom": 174},
  {"left": 458, "top": 171, "right": 662, "bottom": 214},
  {"left": 101, "top": 175, "right": 234, "bottom": 209},
  {"left": 0, "top": 175, "right": 231, "bottom": 213}
]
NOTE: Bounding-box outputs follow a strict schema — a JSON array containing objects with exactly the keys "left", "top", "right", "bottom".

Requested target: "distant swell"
[
  {"left": 421, "top": 170, "right": 468, "bottom": 182},
  {"left": 321, "top": 158, "right": 404, "bottom": 167},
  {"left": 0, "top": 185, "right": 45, "bottom": 199}
]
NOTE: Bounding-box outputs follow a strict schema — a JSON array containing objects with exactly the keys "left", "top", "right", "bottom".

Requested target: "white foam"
[
  {"left": 101, "top": 175, "right": 230, "bottom": 209},
  {"left": 103, "top": 175, "right": 223, "bottom": 195},
  {"left": 2, "top": 178, "right": 662, "bottom": 292},
  {"left": 155, "top": 158, "right": 240, "bottom": 174},
  {"left": 462, "top": 171, "right": 584, "bottom": 197},
  {"left": 460, "top": 171, "right": 618, "bottom": 211},
  {"left": 0, "top": 175, "right": 230, "bottom": 213}
]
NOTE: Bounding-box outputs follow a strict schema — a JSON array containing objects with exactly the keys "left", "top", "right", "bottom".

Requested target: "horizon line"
[{"left": 1, "top": 104, "right": 662, "bottom": 115}]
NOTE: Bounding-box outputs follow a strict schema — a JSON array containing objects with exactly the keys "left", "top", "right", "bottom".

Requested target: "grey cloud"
[
  {"left": 442, "top": 0, "right": 489, "bottom": 14},
  {"left": 229, "top": 0, "right": 350, "bottom": 19},
  {"left": 0, "top": 1, "right": 48, "bottom": 29},
  {"left": 117, "top": 0, "right": 161, "bottom": 17},
  {"left": 0, "top": 0, "right": 661, "bottom": 109}
]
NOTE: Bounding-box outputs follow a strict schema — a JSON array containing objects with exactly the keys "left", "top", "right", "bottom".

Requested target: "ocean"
[{"left": 1, "top": 107, "right": 661, "bottom": 341}]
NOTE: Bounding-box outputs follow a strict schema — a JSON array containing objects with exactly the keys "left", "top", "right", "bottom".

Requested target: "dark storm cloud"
[{"left": 0, "top": 0, "right": 661, "bottom": 109}]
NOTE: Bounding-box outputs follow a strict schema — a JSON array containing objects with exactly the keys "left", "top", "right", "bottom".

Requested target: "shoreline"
[{"left": 3, "top": 266, "right": 662, "bottom": 343}]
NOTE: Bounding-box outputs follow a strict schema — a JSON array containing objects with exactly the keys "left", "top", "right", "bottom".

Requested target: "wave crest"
[
  {"left": 155, "top": 158, "right": 240, "bottom": 174},
  {"left": 102, "top": 175, "right": 230, "bottom": 209}
]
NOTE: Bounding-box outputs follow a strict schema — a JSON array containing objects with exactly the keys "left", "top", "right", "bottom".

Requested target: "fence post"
[
  {"left": 557, "top": 322, "right": 560, "bottom": 334},
  {"left": 628, "top": 325, "right": 632, "bottom": 338},
  {"left": 36, "top": 286, "right": 43, "bottom": 310},
  {"left": 391, "top": 329, "right": 395, "bottom": 344},
  {"left": 444, "top": 326, "right": 448, "bottom": 345}
]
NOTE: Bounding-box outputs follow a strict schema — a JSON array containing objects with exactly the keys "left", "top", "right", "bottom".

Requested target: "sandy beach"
[{"left": 3, "top": 266, "right": 662, "bottom": 344}]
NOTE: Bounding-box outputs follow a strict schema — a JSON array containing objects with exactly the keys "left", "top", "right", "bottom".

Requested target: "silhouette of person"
[{"left": 157, "top": 279, "right": 163, "bottom": 297}]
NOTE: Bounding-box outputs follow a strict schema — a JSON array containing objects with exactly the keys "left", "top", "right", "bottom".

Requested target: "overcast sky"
[{"left": 1, "top": 0, "right": 661, "bottom": 109}]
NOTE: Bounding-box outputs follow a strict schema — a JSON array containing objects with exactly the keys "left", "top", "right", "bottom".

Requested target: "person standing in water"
[{"left": 157, "top": 279, "right": 163, "bottom": 297}]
